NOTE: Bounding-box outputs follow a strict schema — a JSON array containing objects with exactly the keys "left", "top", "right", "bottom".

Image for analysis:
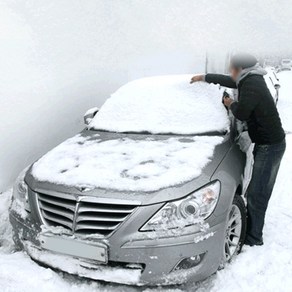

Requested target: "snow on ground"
[
  {"left": 90, "top": 76, "right": 230, "bottom": 135},
  {"left": 1, "top": 74, "right": 292, "bottom": 291},
  {"left": 31, "top": 134, "right": 223, "bottom": 191}
]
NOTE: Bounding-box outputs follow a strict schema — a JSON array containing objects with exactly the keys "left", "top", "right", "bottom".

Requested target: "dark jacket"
[{"left": 205, "top": 73, "right": 285, "bottom": 145}]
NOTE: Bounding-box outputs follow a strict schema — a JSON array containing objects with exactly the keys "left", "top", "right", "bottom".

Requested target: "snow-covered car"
[
  {"left": 280, "top": 59, "right": 292, "bottom": 71},
  {"left": 9, "top": 75, "right": 249, "bottom": 286},
  {"left": 264, "top": 67, "right": 281, "bottom": 104}
]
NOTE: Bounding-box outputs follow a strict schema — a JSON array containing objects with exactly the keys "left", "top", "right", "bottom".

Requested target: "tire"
[{"left": 223, "top": 194, "right": 247, "bottom": 263}]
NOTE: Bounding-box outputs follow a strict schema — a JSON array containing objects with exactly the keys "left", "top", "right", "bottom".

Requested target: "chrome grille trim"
[
  {"left": 75, "top": 223, "right": 120, "bottom": 231},
  {"left": 42, "top": 210, "right": 73, "bottom": 230},
  {"left": 37, "top": 191, "right": 138, "bottom": 237},
  {"left": 38, "top": 201, "right": 75, "bottom": 220},
  {"left": 38, "top": 193, "right": 76, "bottom": 211},
  {"left": 78, "top": 205, "right": 137, "bottom": 213},
  {"left": 76, "top": 214, "right": 127, "bottom": 222}
]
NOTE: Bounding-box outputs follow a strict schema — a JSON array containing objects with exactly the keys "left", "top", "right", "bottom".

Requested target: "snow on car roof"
[{"left": 90, "top": 75, "right": 230, "bottom": 135}]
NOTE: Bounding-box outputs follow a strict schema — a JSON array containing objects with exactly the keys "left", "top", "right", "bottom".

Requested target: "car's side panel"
[{"left": 210, "top": 142, "right": 246, "bottom": 218}]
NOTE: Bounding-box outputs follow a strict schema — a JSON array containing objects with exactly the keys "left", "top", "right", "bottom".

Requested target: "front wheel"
[{"left": 223, "top": 194, "right": 247, "bottom": 263}]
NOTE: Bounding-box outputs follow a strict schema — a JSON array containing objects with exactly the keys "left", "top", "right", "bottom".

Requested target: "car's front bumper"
[{"left": 9, "top": 207, "right": 227, "bottom": 286}]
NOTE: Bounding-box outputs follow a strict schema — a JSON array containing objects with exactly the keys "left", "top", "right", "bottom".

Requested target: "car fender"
[{"left": 210, "top": 143, "right": 245, "bottom": 218}]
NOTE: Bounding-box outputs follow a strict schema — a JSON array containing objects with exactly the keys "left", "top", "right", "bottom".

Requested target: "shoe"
[{"left": 244, "top": 238, "right": 263, "bottom": 246}]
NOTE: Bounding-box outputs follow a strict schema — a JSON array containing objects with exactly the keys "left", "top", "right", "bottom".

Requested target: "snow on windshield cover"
[{"left": 90, "top": 75, "right": 230, "bottom": 135}]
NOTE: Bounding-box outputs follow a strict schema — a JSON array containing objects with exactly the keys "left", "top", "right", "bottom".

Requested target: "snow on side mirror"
[{"left": 84, "top": 107, "right": 99, "bottom": 125}]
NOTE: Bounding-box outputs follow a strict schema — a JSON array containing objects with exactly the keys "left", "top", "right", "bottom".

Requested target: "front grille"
[{"left": 37, "top": 192, "right": 138, "bottom": 237}]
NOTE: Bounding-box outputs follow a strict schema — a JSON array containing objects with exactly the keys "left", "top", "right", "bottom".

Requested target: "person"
[{"left": 190, "top": 53, "right": 286, "bottom": 246}]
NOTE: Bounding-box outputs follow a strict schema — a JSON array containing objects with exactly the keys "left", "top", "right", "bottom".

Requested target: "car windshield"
[{"left": 89, "top": 75, "right": 230, "bottom": 135}]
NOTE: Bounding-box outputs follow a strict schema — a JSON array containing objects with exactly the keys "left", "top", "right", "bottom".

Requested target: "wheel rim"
[{"left": 224, "top": 204, "right": 242, "bottom": 262}]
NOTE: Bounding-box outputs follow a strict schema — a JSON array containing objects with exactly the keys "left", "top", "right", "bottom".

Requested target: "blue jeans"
[{"left": 246, "top": 138, "right": 286, "bottom": 244}]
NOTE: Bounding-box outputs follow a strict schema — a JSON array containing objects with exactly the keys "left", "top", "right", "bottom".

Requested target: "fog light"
[{"left": 174, "top": 253, "right": 205, "bottom": 270}]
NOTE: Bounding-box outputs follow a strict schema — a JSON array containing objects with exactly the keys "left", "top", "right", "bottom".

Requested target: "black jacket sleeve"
[
  {"left": 205, "top": 74, "right": 237, "bottom": 89},
  {"left": 230, "top": 80, "right": 260, "bottom": 121}
]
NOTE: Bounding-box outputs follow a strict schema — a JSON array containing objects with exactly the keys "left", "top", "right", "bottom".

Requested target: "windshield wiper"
[{"left": 89, "top": 129, "right": 227, "bottom": 136}]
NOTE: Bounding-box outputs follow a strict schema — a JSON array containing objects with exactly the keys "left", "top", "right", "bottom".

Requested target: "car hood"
[{"left": 26, "top": 130, "right": 230, "bottom": 205}]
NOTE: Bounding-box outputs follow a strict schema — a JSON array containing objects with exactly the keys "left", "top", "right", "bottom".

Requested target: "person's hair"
[{"left": 230, "top": 53, "right": 258, "bottom": 69}]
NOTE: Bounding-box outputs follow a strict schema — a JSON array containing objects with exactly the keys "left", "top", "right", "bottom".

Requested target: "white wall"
[{"left": 1, "top": 0, "right": 292, "bottom": 191}]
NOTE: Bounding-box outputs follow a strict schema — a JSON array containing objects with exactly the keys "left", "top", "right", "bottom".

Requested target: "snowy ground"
[{"left": 1, "top": 71, "right": 292, "bottom": 292}]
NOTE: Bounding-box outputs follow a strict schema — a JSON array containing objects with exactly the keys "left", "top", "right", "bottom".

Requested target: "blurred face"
[{"left": 229, "top": 66, "right": 242, "bottom": 81}]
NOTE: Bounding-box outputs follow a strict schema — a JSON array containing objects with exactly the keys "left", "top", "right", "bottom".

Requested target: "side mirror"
[
  {"left": 84, "top": 107, "right": 99, "bottom": 125},
  {"left": 274, "top": 84, "right": 281, "bottom": 90}
]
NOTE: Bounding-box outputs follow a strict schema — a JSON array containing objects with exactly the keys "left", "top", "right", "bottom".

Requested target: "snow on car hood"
[
  {"left": 31, "top": 133, "right": 224, "bottom": 192},
  {"left": 89, "top": 75, "right": 230, "bottom": 135}
]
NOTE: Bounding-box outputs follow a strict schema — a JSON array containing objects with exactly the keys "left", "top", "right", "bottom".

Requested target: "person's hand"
[
  {"left": 190, "top": 75, "right": 204, "bottom": 84},
  {"left": 223, "top": 96, "right": 234, "bottom": 108}
]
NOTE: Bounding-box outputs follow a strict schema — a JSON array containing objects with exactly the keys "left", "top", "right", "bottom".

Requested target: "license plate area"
[{"left": 39, "top": 235, "right": 108, "bottom": 263}]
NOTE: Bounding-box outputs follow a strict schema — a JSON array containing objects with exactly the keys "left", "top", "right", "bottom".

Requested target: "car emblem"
[{"left": 76, "top": 185, "right": 95, "bottom": 192}]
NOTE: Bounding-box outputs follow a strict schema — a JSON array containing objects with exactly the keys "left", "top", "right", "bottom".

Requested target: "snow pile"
[
  {"left": 32, "top": 134, "right": 223, "bottom": 191},
  {"left": 0, "top": 251, "right": 104, "bottom": 292},
  {"left": 90, "top": 76, "right": 230, "bottom": 135},
  {"left": 0, "top": 189, "right": 13, "bottom": 252},
  {"left": 10, "top": 196, "right": 29, "bottom": 220},
  {"left": 23, "top": 242, "right": 142, "bottom": 286},
  {"left": 277, "top": 71, "right": 292, "bottom": 133}
]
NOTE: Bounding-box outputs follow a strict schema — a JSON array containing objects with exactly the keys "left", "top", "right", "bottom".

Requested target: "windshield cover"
[{"left": 90, "top": 75, "right": 230, "bottom": 135}]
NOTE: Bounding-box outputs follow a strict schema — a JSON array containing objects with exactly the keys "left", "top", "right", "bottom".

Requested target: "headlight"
[
  {"left": 12, "top": 167, "right": 31, "bottom": 212},
  {"left": 141, "top": 181, "right": 220, "bottom": 231}
]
